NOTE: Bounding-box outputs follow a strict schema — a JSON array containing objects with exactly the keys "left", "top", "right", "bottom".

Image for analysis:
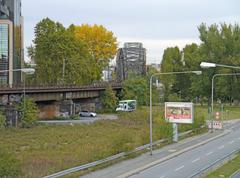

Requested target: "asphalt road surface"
[
  {"left": 129, "top": 123, "right": 240, "bottom": 178},
  {"left": 38, "top": 114, "right": 118, "bottom": 125}
]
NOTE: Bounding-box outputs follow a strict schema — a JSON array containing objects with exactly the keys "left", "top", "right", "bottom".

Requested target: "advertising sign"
[{"left": 165, "top": 102, "right": 193, "bottom": 124}]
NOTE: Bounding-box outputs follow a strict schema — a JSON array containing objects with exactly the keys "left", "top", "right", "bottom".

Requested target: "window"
[{"left": 0, "top": 23, "right": 9, "bottom": 85}]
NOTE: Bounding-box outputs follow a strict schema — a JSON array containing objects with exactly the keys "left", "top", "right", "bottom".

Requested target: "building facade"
[
  {"left": 116, "top": 42, "right": 146, "bottom": 81},
  {"left": 0, "top": 0, "right": 23, "bottom": 86}
]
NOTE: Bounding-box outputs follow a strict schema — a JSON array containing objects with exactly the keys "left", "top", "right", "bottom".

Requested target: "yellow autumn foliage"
[{"left": 74, "top": 24, "right": 118, "bottom": 63}]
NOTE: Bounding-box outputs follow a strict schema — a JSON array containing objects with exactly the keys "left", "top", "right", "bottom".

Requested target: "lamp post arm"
[
  {"left": 216, "top": 64, "right": 240, "bottom": 70},
  {"left": 149, "top": 70, "right": 201, "bottom": 155}
]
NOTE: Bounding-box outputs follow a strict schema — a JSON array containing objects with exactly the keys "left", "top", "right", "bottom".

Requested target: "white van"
[{"left": 116, "top": 100, "right": 137, "bottom": 112}]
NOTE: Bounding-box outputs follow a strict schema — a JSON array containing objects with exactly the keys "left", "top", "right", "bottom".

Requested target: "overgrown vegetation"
[
  {"left": 0, "top": 148, "right": 21, "bottom": 177},
  {"left": 0, "top": 109, "right": 6, "bottom": 128},
  {"left": 0, "top": 106, "right": 208, "bottom": 177},
  {"left": 205, "top": 154, "right": 240, "bottom": 178},
  {"left": 18, "top": 97, "right": 38, "bottom": 128},
  {"left": 101, "top": 85, "right": 118, "bottom": 112}
]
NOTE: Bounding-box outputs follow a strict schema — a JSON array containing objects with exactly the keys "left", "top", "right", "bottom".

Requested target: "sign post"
[
  {"left": 173, "top": 123, "right": 178, "bottom": 142},
  {"left": 165, "top": 102, "right": 194, "bottom": 142}
]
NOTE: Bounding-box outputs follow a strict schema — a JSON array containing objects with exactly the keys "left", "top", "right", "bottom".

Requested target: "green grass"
[
  {"left": 0, "top": 105, "right": 235, "bottom": 177},
  {"left": 205, "top": 154, "right": 240, "bottom": 178}
]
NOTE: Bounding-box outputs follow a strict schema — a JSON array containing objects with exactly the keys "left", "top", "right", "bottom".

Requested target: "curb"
[{"left": 116, "top": 130, "right": 230, "bottom": 178}]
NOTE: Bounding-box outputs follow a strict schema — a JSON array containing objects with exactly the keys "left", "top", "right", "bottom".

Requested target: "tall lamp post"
[
  {"left": 211, "top": 73, "right": 240, "bottom": 132},
  {"left": 200, "top": 62, "right": 240, "bottom": 132},
  {"left": 21, "top": 68, "right": 35, "bottom": 121},
  {"left": 0, "top": 68, "right": 35, "bottom": 126},
  {"left": 149, "top": 70, "right": 202, "bottom": 155}
]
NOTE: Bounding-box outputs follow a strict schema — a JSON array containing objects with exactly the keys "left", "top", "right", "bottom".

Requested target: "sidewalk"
[{"left": 81, "top": 129, "right": 229, "bottom": 178}]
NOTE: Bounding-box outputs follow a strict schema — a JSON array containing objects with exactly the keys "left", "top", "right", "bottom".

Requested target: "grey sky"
[{"left": 23, "top": 0, "right": 240, "bottom": 64}]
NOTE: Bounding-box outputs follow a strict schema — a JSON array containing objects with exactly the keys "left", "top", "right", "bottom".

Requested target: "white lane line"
[
  {"left": 206, "top": 151, "right": 214, "bottom": 156},
  {"left": 218, "top": 145, "right": 225, "bottom": 150},
  {"left": 168, "top": 149, "right": 176, "bottom": 152},
  {"left": 192, "top": 158, "right": 200, "bottom": 163},
  {"left": 238, "top": 137, "right": 240, "bottom": 140},
  {"left": 159, "top": 176, "right": 165, "bottom": 178},
  {"left": 228, "top": 140, "right": 234, "bottom": 144},
  {"left": 175, "top": 165, "right": 185, "bottom": 172}
]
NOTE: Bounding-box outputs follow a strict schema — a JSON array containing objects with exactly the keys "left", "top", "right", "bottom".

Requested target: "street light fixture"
[
  {"left": 149, "top": 70, "right": 202, "bottom": 155},
  {"left": 200, "top": 62, "right": 240, "bottom": 133},
  {"left": 200, "top": 62, "right": 240, "bottom": 70}
]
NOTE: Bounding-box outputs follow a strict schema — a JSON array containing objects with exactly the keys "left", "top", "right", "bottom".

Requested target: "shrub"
[
  {"left": 101, "top": 85, "right": 118, "bottom": 112},
  {"left": 18, "top": 97, "right": 38, "bottom": 128},
  {"left": 0, "top": 110, "right": 6, "bottom": 128}
]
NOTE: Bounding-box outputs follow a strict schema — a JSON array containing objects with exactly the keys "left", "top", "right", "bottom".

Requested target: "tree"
[
  {"left": 122, "top": 75, "right": 148, "bottom": 105},
  {"left": 101, "top": 85, "right": 118, "bottom": 112},
  {"left": 197, "top": 23, "right": 240, "bottom": 103},
  {"left": 30, "top": 18, "right": 99, "bottom": 85},
  {"left": 160, "top": 23, "right": 240, "bottom": 104},
  {"left": 18, "top": 97, "right": 38, "bottom": 128},
  {"left": 160, "top": 47, "right": 183, "bottom": 101},
  {"left": 73, "top": 24, "right": 118, "bottom": 77}
]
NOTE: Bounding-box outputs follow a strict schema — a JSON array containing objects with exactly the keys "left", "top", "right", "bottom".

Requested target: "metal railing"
[{"left": 189, "top": 148, "right": 240, "bottom": 178}]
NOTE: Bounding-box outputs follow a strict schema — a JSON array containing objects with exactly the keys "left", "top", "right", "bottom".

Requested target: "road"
[
  {"left": 38, "top": 114, "right": 118, "bottom": 125},
  {"left": 128, "top": 122, "right": 240, "bottom": 178},
  {"left": 81, "top": 120, "right": 240, "bottom": 178}
]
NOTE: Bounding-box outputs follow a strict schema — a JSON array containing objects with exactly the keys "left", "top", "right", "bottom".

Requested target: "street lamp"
[
  {"left": 211, "top": 73, "right": 240, "bottom": 132},
  {"left": 200, "top": 62, "right": 240, "bottom": 132},
  {"left": 21, "top": 68, "right": 35, "bottom": 122},
  {"left": 0, "top": 68, "right": 35, "bottom": 126},
  {"left": 200, "top": 62, "right": 240, "bottom": 70},
  {"left": 149, "top": 70, "right": 202, "bottom": 155}
]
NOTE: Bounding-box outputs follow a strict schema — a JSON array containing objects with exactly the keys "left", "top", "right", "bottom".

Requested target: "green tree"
[
  {"left": 160, "top": 47, "right": 183, "bottom": 101},
  {"left": 30, "top": 18, "right": 99, "bottom": 85},
  {"left": 197, "top": 23, "right": 240, "bottom": 103},
  {"left": 19, "top": 97, "right": 38, "bottom": 128},
  {"left": 122, "top": 75, "right": 148, "bottom": 105},
  {"left": 101, "top": 85, "right": 118, "bottom": 112}
]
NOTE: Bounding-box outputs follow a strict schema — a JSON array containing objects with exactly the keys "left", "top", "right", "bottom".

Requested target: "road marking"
[
  {"left": 192, "top": 158, "right": 200, "bottom": 163},
  {"left": 175, "top": 165, "right": 185, "bottom": 172},
  {"left": 206, "top": 151, "right": 214, "bottom": 156},
  {"left": 218, "top": 145, "right": 225, "bottom": 150},
  {"left": 159, "top": 176, "right": 165, "bottom": 178},
  {"left": 238, "top": 137, "right": 240, "bottom": 140},
  {"left": 168, "top": 149, "right": 176, "bottom": 152},
  {"left": 228, "top": 140, "right": 234, "bottom": 144}
]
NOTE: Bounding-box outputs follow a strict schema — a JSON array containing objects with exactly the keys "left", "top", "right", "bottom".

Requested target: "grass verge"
[
  {"left": 0, "top": 105, "right": 212, "bottom": 177},
  {"left": 205, "top": 153, "right": 240, "bottom": 178}
]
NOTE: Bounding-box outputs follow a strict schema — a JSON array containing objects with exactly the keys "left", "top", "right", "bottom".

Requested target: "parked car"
[{"left": 79, "top": 110, "right": 97, "bottom": 117}]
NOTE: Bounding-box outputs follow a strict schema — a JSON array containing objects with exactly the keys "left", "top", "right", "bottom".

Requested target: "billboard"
[{"left": 165, "top": 102, "right": 193, "bottom": 124}]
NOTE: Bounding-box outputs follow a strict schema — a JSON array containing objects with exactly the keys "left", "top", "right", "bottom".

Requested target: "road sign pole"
[{"left": 173, "top": 123, "right": 178, "bottom": 142}]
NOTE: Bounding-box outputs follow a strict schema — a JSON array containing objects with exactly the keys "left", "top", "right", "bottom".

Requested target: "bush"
[
  {"left": 0, "top": 149, "right": 21, "bottom": 177},
  {"left": 18, "top": 97, "right": 38, "bottom": 128},
  {"left": 101, "top": 85, "right": 118, "bottom": 112},
  {"left": 0, "top": 110, "right": 6, "bottom": 128}
]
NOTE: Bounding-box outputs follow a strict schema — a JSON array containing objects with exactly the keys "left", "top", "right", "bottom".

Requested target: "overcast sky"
[{"left": 23, "top": 0, "right": 240, "bottom": 64}]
